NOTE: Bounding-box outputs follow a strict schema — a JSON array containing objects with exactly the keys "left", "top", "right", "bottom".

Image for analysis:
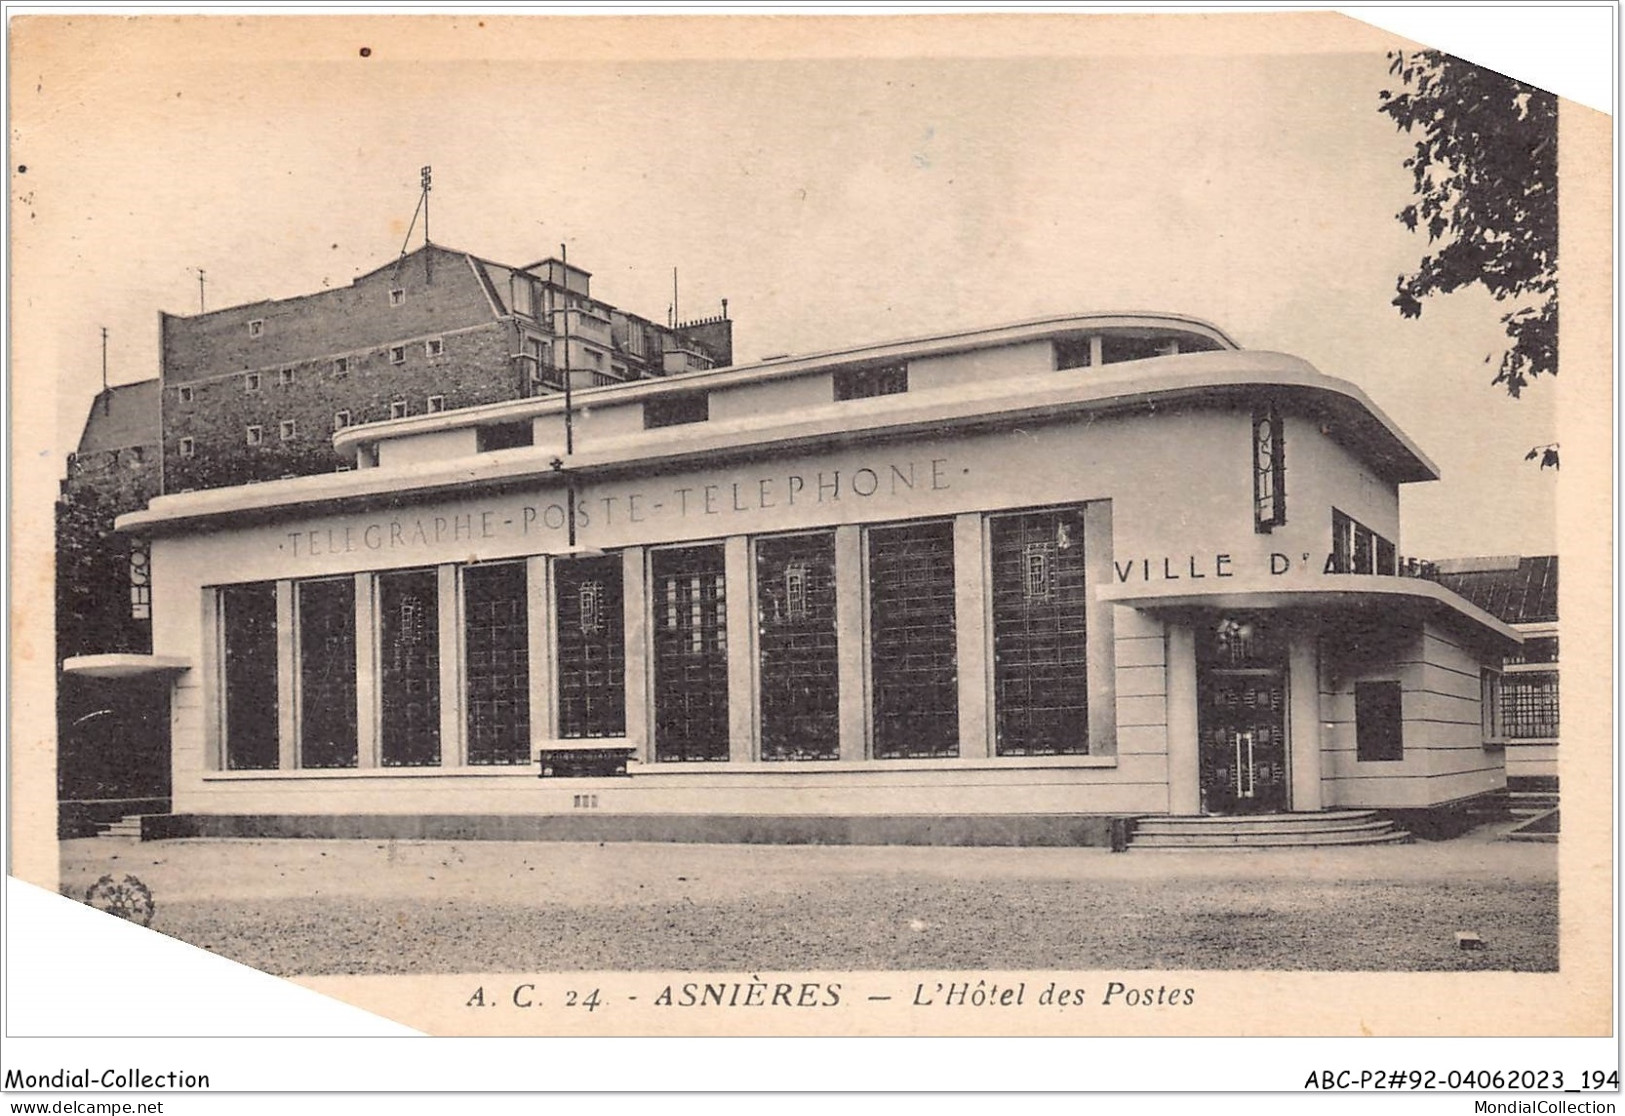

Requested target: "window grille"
[
  {"left": 1502, "top": 672, "right": 1559, "bottom": 738},
  {"left": 220, "top": 582, "right": 279, "bottom": 770},
  {"left": 652, "top": 546, "right": 729, "bottom": 762},
  {"left": 297, "top": 578, "right": 358, "bottom": 768},
  {"left": 991, "top": 508, "right": 1089, "bottom": 756},
  {"left": 464, "top": 563, "right": 530, "bottom": 766},
  {"left": 379, "top": 569, "right": 440, "bottom": 767},
  {"left": 868, "top": 521, "right": 959, "bottom": 759},
  {"left": 757, "top": 533, "right": 839, "bottom": 761},
  {"left": 555, "top": 556, "right": 625, "bottom": 739}
]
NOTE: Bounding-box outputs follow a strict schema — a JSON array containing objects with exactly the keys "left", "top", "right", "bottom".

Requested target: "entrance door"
[{"left": 1197, "top": 616, "right": 1288, "bottom": 814}]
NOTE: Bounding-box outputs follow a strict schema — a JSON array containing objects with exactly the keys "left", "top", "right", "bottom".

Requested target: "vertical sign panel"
[
  {"left": 868, "top": 521, "right": 958, "bottom": 759},
  {"left": 757, "top": 532, "right": 839, "bottom": 761},
  {"left": 651, "top": 545, "right": 730, "bottom": 762}
]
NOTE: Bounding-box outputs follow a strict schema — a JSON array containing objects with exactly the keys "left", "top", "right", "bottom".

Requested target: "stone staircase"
[
  {"left": 1128, "top": 810, "right": 1411, "bottom": 850},
  {"left": 1506, "top": 789, "right": 1560, "bottom": 818},
  {"left": 99, "top": 814, "right": 145, "bottom": 839}
]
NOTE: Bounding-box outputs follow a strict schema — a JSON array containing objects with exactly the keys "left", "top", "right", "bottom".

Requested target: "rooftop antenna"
[
  {"left": 197, "top": 268, "right": 206, "bottom": 313},
  {"left": 393, "top": 165, "right": 432, "bottom": 281},
  {"left": 672, "top": 267, "right": 679, "bottom": 328},
  {"left": 100, "top": 327, "right": 109, "bottom": 414}
]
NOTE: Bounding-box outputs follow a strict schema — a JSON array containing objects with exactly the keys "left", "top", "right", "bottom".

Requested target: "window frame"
[
  {"left": 244, "top": 372, "right": 261, "bottom": 392},
  {"left": 426, "top": 394, "right": 445, "bottom": 414},
  {"left": 333, "top": 409, "right": 352, "bottom": 431},
  {"left": 389, "top": 345, "right": 407, "bottom": 366},
  {"left": 178, "top": 385, "right": 195, "bottom": 404},
  {"left": 178, "top": 435, "right": 196, "bottom": 458},
  {"left": 245, "top": 424, "right": 264, "bottom": 447},
  {"left": 390, "top": 400, "right": 409, "bottom": 420},
  {"left": 279, "top": 418, "right": 297, "bottom": 441},
  {"left": 425, "top": 337, "right": 444, "bottom": 358}
]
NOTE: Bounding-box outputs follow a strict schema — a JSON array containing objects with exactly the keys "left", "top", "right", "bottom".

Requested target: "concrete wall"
[{"left": 1319, "top": 618, "right": 1503, "bottom": 808}]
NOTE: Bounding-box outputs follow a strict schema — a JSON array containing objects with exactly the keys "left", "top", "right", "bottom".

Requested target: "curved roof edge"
[
  {"left": 1099, "top": 573, "right": 1523, "bottom": 648},
  {"left": 121, "top": 347, "right": 1439, "bottom": 535}
]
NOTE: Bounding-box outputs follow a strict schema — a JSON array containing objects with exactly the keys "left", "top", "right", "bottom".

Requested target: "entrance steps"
[
  {"left": 1129, "top": 810, "right": 1411, "bottom": 850},
  {"left": 1506, "top": 790, "right": 1560, "bottom": 818},
  {"left": 99, "top": 815, "right": 145, "bottom": 839}
]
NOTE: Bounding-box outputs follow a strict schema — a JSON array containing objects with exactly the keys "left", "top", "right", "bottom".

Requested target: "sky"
[{"left": 12, "top": 11, "right": 1596, "bottom": 559}]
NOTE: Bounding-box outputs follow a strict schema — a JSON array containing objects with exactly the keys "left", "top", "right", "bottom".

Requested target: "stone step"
[
  {"left": 1132, "top": 829, "right": 1412, "bottom": 849},
  {"left": 1133, "top": 817, "right": 1391, "bottom": 838},
  {"left": 1135, "top": 809, "right": 1378, "bottom": 827},
  {"left": 99, "top": 815, "right": 145, "bottom": 838}
]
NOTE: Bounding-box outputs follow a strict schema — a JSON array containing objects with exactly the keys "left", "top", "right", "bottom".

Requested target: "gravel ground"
[{"left": 60, "top": 828, "right": 1558, "bottom": 976}]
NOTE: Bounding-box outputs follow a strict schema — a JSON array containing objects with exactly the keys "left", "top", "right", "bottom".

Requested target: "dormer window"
[
  {"left": 389, "top": 288, "right": 405, "bottom": 307},
  {"left": 834, "top": 363, "right": 908, "bottom": 401},
  {"left": 248, "top": 319, "right": 264, "bottom": 338}
]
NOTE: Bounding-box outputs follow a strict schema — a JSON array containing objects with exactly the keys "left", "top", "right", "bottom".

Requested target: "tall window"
[
  {"left": 1331, "top": 509, "right": 1393, "bottom": 575},
  {"left": 990, "top": 508, "right": 1089, "bottom": 756},
  {"left": 378, "top": 569, "right": 440, "bottom": 767},
  {"left": 1355, "top": 680, "right": 1404, "bottom": 761},
  {"left": 298, "top": 578, "right": 358, "bottom": 768},
  {"left": 555, "top": 556, "right": 625, "bottom": 738},
  {"left": 651, "top": 546, "right": 729, "bottom": 762},
  {"left": 868, "top": 521, "right": 958, "bottom": 759},
  {"left": 464, "top": 563, "right": 531, "bottom": 766},
  {"left": 220, "top": 582, "right": 279, "bottom": 770},
  {"left": 757, "top": 532, "right": 839, "bottom": 761}
]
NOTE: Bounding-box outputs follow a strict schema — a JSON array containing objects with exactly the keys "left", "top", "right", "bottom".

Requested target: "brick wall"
[
  {"left": 160, "top": 246, "right": 498, "bottom": 381},
  {"left": 164, "top": 319, "right": 523, "bottom": 491}
]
